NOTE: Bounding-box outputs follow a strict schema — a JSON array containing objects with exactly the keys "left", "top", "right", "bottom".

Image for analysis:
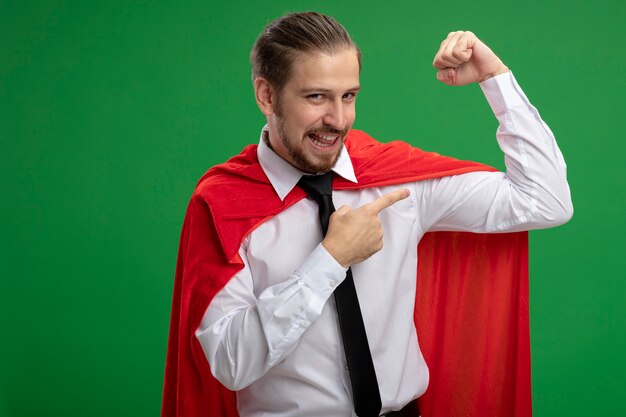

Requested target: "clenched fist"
[
  {"left": 322, "top": 189, "right": 410, "bottom": 268},
  {"left": 433, "top": 31, "right": 509, "bottom": 86}
]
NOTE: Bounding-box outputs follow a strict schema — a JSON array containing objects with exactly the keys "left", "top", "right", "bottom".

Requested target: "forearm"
[
  {"left": 483, "top": 71, "right": 573, "bottom": 228},
  {"left": 195, "top": 243, "right": 346, "bottom": 390}
]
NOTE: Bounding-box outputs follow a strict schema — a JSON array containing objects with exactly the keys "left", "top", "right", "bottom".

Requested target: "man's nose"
[{"left": 322, "top": 100, "right": 346, "bottom": 129}]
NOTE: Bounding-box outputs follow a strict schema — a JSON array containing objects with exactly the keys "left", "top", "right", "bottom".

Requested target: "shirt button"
[{"left": 329, "top": 279, "right": 338, "bottom": 288}]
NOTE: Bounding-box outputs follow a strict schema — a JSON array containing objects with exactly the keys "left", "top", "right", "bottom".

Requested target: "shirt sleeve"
[
  {"left": 417, "top": 71, "right": 573, "bottom": 233},
  {"left": 194, "top": 242, "right": 347, "bottom": 391}
]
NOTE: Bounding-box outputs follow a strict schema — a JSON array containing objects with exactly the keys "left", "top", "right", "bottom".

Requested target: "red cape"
[{"left": 162, "top": 130, "right": 532, "bottom": 417}]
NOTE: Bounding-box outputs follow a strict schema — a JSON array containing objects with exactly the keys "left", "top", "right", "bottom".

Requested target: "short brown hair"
[{"left": 250, "top": 12, "right": 361, "bottom": 92}]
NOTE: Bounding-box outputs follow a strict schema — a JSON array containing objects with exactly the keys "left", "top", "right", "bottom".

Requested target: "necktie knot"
[{"left": 297, "top": 172, "right": 333, "bottom": 202}]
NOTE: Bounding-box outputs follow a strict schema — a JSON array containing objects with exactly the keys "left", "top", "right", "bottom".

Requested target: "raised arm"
[{"left": 420, "top": 31, "right": 573, "bottom": 233}]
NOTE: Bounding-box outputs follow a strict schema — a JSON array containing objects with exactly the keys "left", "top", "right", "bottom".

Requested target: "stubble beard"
[{"left": 276, "top": 115, "right": 347, "bottom": 174}]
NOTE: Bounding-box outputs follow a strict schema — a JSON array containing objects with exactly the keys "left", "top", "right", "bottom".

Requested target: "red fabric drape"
[{"left": 415, "top": 232, "right": 531, "bottom": 417}]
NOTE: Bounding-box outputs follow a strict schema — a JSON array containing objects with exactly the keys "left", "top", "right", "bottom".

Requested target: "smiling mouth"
[{"left": 308, "top": 132, "right": 340, "bottom": 148}]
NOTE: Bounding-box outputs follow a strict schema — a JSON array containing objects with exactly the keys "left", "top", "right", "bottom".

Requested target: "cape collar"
[
  {"left": 197, "top": 129, "right": 495, "bottom": 261},
  {"left": 257, "top": 125, "right": 358, "bottom": 201}
]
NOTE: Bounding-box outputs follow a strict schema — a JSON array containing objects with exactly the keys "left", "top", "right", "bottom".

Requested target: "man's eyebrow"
[{"left": 300, "top": 86, "right": 361, "bottom": 94}]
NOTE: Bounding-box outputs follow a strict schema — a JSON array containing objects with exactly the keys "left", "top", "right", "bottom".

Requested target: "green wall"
[{"left": 2, "top": 1, "right": 624, "bottom": 416}]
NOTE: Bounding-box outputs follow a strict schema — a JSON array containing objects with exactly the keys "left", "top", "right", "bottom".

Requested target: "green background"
[{"left": 2, "top": 0, "right": 624, "bottom": 416}]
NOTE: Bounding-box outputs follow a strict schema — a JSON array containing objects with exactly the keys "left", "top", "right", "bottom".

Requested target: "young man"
[{"left": 162, "top": 12, "right": 572, "bottom": 417}]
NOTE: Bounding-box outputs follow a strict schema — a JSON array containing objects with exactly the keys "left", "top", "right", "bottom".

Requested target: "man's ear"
[{"left": 254, "top": 77, "right": 276, "bottom": 116}]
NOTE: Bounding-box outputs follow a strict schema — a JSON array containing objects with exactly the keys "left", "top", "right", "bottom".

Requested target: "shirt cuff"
[
  {"left": 480, "top": 71, "right": 529, "bottom": 115},
  {"left": 296, "top": 243, "right": 348, "bottom": 301}
]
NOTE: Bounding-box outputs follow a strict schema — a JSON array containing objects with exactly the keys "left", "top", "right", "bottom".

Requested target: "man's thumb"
[{"left": 436, "top": 68, "right": 455, "bottom": 84}]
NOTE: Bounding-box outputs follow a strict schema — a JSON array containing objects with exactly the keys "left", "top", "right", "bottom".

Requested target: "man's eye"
[
  {"left": 343, "top": 92, "right": 357, "bottom": 101},
  {"left": 307, "top": 94, "right": 324, "bottom": 101}
]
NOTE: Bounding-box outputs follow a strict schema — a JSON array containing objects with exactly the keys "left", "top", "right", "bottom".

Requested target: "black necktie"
[{"left": 297, "top": 172, "right": 382, "bottom": 417}]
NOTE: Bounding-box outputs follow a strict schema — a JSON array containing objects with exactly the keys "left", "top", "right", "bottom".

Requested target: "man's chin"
[{"left": 291, "top": 153, "right": 340, "bottom": 174}]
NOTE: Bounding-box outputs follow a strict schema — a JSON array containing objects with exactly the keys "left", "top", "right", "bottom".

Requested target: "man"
[{"left": 162, "top": 11, "right": 572, "bottom": 417}]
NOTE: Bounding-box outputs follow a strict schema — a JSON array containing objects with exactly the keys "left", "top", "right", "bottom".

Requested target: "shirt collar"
[{"left": 257, "top": 125, "right": 358, "bottom": 201}]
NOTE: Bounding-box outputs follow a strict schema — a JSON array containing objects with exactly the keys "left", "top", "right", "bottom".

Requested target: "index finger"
[{"left": 364, "top": 189, "right": 410, "bottom": 214}]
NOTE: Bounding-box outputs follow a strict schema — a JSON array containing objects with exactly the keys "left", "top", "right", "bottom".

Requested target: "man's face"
[{"left": 267, "top": 48, "right": 360, "bottom": 173}]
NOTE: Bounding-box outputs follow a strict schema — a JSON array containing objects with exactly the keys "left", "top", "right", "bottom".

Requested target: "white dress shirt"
[{"left": 195, "top": 72, "right": 573, "bottom": 417}]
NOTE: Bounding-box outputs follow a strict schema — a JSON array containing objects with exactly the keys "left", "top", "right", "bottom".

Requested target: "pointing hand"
[{"left": 323, "top": 189, "right": 410, "bottom": 268}]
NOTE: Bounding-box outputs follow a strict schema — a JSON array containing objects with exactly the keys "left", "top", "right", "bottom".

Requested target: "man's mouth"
[{"left": 308, "top": 132, "right": 340, "bottom": 148}]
